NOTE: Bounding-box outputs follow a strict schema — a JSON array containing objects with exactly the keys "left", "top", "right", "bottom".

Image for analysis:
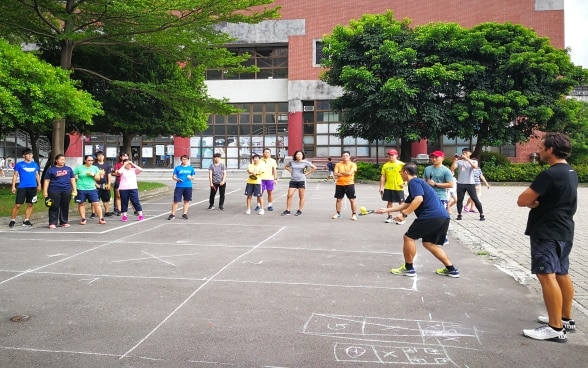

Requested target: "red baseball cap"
[
  {"left": 387, "top": 149, "right": 398, "bottom": 155},
  {"left": 429, "top": 150, "right": 445, "bottom": 158}
]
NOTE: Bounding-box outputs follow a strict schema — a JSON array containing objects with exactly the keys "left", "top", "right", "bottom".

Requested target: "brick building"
[{"left": 167, "top": 0, "right": 566, "bottom": 168}]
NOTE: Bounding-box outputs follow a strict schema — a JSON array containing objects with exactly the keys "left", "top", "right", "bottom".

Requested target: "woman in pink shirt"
[{"left": 116, "top": 159, "right": 144, "bottom": 222}]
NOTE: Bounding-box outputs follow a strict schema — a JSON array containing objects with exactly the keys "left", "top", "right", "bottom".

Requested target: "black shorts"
[
  {"left": 530, "top": 238, "right": 572, "bottom": 275},
  {"left": 97, "top": 188, "right": 111, "bottom": 202},
  {"left": 288, "top": 180, "right": 306, "bottom": 189},
  {"left": 334, "top": 184, "right": 356, "bottom": 199},
  {"left": 405, "top": 218, "right": 450, "bottom": 245},
  {"left": 244, "top": 183, "right": 262, "bottom": 197},
  {"left": 382, "top": 189, "right": 404, "bottom": 203},
  {"left": 15, "top": 187, "right": 37, "bottom": 205}
]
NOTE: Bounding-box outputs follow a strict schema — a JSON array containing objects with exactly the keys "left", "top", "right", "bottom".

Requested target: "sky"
[{"left": 565, "top": 0, "right": 588, "bottom": 68}]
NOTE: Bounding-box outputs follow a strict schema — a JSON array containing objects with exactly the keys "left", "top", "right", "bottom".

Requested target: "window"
[
  {"left": 206, "top": 46, "right": 288, "bottom": 80},
  {"left": 314, "top": 40, "right": 326, "bottom": 67}
]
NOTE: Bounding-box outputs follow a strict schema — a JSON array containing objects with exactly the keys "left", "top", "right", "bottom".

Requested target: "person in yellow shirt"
[
  {"left": 257, "top": 148, "right": 278, "bottom": 211},
  {"left": 245, "top": 154, "right": 264, "bottom": 215},
  {"left": 379, "top": 149, "right": 406, "bottom": 224},
  {"left": 333, "top": 151, "right": 358, "bottom": 220}
]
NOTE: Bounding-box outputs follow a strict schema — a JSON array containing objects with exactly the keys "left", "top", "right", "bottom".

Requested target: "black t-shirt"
[
  {"left": 525, "top": 163, "right": 577, "bottom": 240},
  {"left": 93, "top": 162, "right": 112, "bottom": 185}
]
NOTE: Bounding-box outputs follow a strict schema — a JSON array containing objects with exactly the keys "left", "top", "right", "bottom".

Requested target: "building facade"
[{"left": 169, "top": 0, "right": 566, "bottom": 168}]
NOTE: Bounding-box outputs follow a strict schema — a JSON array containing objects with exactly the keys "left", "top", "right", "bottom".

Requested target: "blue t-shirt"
[
  {"left": 174, "top": 165, "right": 195, "bottom": 188},
  {"left": 422, "top": 165, "right": 454, "bottom": 200},
  {"left": 405, "top": 177, "right": 449, "bottom": 220},
  {"left": 14, "top": 160, "right": 39, "bottom": 188},
  {"left": 46, "top": 165, "right": 75, "bottom": 192}
]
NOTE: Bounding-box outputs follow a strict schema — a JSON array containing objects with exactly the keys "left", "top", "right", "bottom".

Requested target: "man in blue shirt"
[
  {"left": 168, "top": 155, "right": 195, "bottom": 220},
  {"left": 376, "top": 163, "right": 459, "bottom": 278},
  {"left": 9, "top": 148, "right": 41, "bottom": 228}
]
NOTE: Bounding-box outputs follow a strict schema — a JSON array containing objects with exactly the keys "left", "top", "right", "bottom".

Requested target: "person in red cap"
[{"left": 379, "top": 149, "right": 406, "bottom": 224}]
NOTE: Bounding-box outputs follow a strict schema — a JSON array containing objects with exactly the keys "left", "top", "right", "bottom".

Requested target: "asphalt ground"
[{"left": 0, "top": 178, "right": 587, "bottom": 367}]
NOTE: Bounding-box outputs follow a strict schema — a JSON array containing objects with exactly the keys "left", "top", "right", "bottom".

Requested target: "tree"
[
  {"left": 0, "top": 38, "right": 102, "bottom": 162},
  {"left": 320, "top": 12, "right": 586, "bottom": 159},
  {"left": 549, "top": 97, "right": 588, "bottom": 165},
  {"left": 438, "top": 22, "right": 586, "bottom": 157},
  {"left": 0, "top": 0, "right": 279, "bottom": 153}
]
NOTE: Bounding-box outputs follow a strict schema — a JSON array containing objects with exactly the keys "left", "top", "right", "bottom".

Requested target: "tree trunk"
[{"left": 399, "top": 138, "right": 412, "bottom": 163}]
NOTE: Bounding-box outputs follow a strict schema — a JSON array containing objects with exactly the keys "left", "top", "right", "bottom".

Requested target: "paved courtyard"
[{"left": 0, "top": 177, "right": 586, "bottom": 367}]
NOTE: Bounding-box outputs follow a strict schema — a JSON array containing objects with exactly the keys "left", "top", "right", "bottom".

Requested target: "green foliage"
[
  {"left": 321, "top": 12, "right": 587, "bottom": 159},
  {"left": 479, "top": 151, "right": 511, "bottom": 169},
  {"left": 355, "top": 161, "right": 381, "bottom": 181},
  {"left": 0, "top": 39, "right": 102, "bottom": 131}
]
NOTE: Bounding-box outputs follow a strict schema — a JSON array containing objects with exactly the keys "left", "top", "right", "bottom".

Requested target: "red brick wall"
[{"left": 267, "top": 0, "right": 564, "bottom": 80}]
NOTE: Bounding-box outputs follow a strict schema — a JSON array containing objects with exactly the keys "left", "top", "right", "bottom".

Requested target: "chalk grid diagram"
[{"left": 302, "top": 313, "right": 482, "bottom": 365}]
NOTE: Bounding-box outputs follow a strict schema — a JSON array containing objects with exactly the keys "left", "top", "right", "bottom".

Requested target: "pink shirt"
[{"left": 118, "top": 168, "right": 140, "bottom": 190}]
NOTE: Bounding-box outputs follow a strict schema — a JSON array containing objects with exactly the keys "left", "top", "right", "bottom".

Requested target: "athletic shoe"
[
  {"left": 268, "top": 206, "right": 274, "bottom": 211},
  {"left": 80, "top": 218, "right": 87, "bottom": 225},
  {"left": 254, "top": 205, "right": 260, "bottom": 212},
  {"left": 245, "top": 209, "right": 251, "bottom": 215},
  {"left": 61, "top": 223, "right": 71, "bottom": 228},
  {"left": 522, "top": 325, "right": 567, "bottom": 343},
  {"left": 219, "top": 207, "right": 224, "bottom": 211},
  {"left": 181, "top": 214, "right": 188, "bottom": 220},
  {"left": 49, "top": 224, "right": 56, "bottom": 229},
  {"left": 90, "top": 213, "right": 96, "bottom": 219},
  {"left": 167, "top": 215, "right": 175, "bottom": 220},
  {"left": 8, "top": 220, "right": 15, "bottom": 228},
  {"left": 436, "top": 267, "right": 460, "bottom": 278},
  {"left": 122, "top": 215, "right": 128, "bottom": 222},
  {"left": 463, "top": 208, "right": 469, "bottom": 213},
  {"left": 208, "top": 206, "right": 214, "bottom": 210},
  {"left": 332, "top": 213, "right": 341, "bottom": 219},
  {"left": 469, "top": 209, "right": 478, "bottom": 213},
  {"left": 395, "top": 220, "right": 406, "bottom": 225},
  {"left": 295, "top": 210, "right": 302, "bottom": 216},
  {"left": 114, "top": 210, "right": 121, "bottom": 216},
  {"left": 538, "top": 316, "right": 576, "bottom": 331},
  {"left": 98, "top": 218, "right": 106, "bottom": 224},
  {"left": 134, "top": 210, "right": 139, "bottom": 215},
  {"left": 351, "top": 214, "right": 357, "bottom": 221},
  {"left": 385, "top": 217, "right": 394, "bottom": 223},
  {"left": 104, "top": 212, "right": 113, "bottom": 217},
  {"left": 456, "top": 215, "right": 462, "bottom": 220},
  {"left": 443, "top": 237, "right": 449, "bottom": 246},
  {"left": 22, "top": 220, "right": 33, "bottom": 227},
  {"left": 480, "top": 215, "right": 486, "bottom": 221},
  {"left": 258, "top": 209, "right": 265, "bottom": 215},
  {"left": 281, "top": 210, "right": 291, "bottom": 216},
  {"left": 138, "top": 215, "right": 144, "bottom": 221},
  {"left": 390, "top": 265, "right": 416, "bottom": 277}
]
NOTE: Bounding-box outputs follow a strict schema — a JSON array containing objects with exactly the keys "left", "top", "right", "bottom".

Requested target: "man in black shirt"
[{"left": 517, "top": 133, "right": 577, "bottom": 343}]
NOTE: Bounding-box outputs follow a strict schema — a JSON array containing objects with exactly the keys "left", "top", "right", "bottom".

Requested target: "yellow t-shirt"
[
  {"left": 260, "top": 157, "right": 277, "bottom": 180},
  {"left": 335, "top": 161, "right": 357, "bottom": 186},
  {"left": 381, "top": 160, "right": 405, "bottom": 190},
  {"left": 247, "top": 163, "right": 263, "bottom": 184}
]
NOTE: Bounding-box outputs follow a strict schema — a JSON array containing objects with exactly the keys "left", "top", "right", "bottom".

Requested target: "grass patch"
[{"left": 0, "top": 182, "right": 167, "bottom": 218}]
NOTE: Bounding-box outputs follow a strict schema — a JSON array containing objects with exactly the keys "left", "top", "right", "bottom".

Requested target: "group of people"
[
  {"left": 7, "top": 135, "right": 578, "bottom": 344},
  {"left": 8, "top": 149, "right": 145, "bottom": 229}
]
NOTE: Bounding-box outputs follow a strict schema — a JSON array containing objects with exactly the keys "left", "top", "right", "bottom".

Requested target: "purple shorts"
[{"left": 261, "top": 179, "right": 275, "bottom": 192}]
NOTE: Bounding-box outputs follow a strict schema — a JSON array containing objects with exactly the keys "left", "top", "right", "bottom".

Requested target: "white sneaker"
[
  {"left": 258, "top": 209, "right": 265, "bottom": 215},
  {"left": 537, "top": 315, "right": 576, "bottom": 331},
  {"left": 385, "top": 217, "right": 394, "bottom": 223},
  {"left": 395, "top": 220, "right": 406, "bottom": 225},
  {"left": 245, "top": 209, "right": 251, "bottom": 215},
  {"left": 522, "top": 325, "right": 567, "bottom": 343}
]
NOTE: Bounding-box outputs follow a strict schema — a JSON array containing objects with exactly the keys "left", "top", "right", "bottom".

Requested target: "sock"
[
  {"left": 268, "top": 202, "right": 272, "bottom": 207},
  {"left": 11, "top": 218, "right": 15, "bottom": 221},
  {"left": 405, "top": 263, "right": 414, "bottom": 270},
  {"left": 24, "top": 219, "right": 29, "bottom": 221},
  {"left": 563, "top": 317, "right": 573, "bottom": 322},
  {"left": 445, "top": 265, "right": 455, "bottom": 271},
  {"left": 549, "top": 325, "right": 564, "bottom": 332}
]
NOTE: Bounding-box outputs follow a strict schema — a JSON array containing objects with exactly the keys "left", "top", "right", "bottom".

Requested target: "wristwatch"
[{"left": 400, "top": 212, "right": 408, "bottom": 218}]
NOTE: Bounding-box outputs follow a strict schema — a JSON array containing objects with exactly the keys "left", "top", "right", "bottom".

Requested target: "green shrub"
[
  {"left": 355, "top": 161, "right": 381, "bottom": 181},
  {"left": 479, "top": 151, "right": 511, "bottom": 169}
]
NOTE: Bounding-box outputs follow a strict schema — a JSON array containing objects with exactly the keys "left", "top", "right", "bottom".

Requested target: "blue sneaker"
[
  {"left": 255, "top": 205, "right": 260, "bottom": 212},
  {"left": 436, "top": 267, "right": 460, "bottom": 278},
  {"left": 390, "top": 265, "right": 416, "bottom": 277},
  {"left": 268, "top": 206, "right": 274, "bottom": 211}
]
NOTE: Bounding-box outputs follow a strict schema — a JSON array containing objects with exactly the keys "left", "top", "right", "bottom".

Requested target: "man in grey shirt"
[{"left": 450, "top": 147, "right": 485, "bottom": 221}]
